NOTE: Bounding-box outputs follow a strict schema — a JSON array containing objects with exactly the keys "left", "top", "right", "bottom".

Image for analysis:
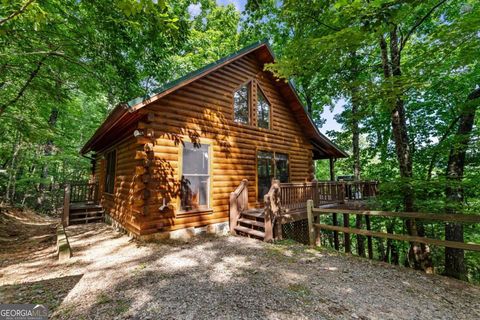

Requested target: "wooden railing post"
[
  {"left": 343, "top": 213, "right": 351, "bottom": 253},
  {"left": 264, "top": 195, "right": 273, "bottom": 242},
  {"left": 62, "top": 183, "right": 71, "bottom": 227},
  {"left": 229, "top": 179, "right": 248, "bottom": 235},
  {"left": 264, "top": 179, "right": 280, "bottom": 242},
  {"left": 307, "top": 199, "right": 315, "bottom": 246},
  {"left": 229, "top": 192, "right": 239, "bottom": 235}
]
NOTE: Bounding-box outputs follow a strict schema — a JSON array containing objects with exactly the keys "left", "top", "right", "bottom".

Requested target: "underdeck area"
[{"left": 230, "top": 180, "right": 378, "bottom": 242}]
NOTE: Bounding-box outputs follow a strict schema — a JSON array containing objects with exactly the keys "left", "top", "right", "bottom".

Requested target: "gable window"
[
  {"left": 104, "top": 150, "right": 116, "bottom": 194},
  {"left": 257, "top": 151, "right": 289, "bottom": 201},
  {"left": 180, "top": 142, "right": 210, "bottom": 212},
  {"left": 257, "top": 87, "right": 270, "bottom": 129},
  {"left": 233, "top": 83, "right": 250, "bottom": 124}
]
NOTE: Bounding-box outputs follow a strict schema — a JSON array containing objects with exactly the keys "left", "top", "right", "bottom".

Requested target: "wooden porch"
[
  {"left": 229, "top": 180, "right": 378, "bottom": 242},
  {"left": 62, "top": 182, "right": 103, "bottom": 226}
]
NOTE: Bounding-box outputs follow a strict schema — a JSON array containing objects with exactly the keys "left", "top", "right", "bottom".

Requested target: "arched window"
[{"left": 233, "top": 83, "right": 250, "bottom": 124}]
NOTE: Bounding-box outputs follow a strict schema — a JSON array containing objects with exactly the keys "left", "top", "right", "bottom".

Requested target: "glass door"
[{"left": 257, "top": 151, "right": 273, "bottom": 201}]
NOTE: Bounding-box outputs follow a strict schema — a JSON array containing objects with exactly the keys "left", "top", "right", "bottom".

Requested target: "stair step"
[
  {"left": 69, "top": 216, "right": 104, "bottom": 223},
  {"left": 70, "top": 208, "right": 103, "bottom": 214},
  {"left": 241, "top": 209, "right": 265, "bottom": 219},
  {"left": 70, "top": 210, "right": 104, "bottom": 217},
  {"left": 70, "top": 203, "right": 102, "bottom": 210},
  {"left": 234, "top": 225, "right": 265, "bottom": 239},
  {"left": 237, "top": 218, "right": 265, "bottom": 228}
]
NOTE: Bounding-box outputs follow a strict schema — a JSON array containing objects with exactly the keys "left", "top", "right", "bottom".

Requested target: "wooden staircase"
[
  {"left": 230, "top": 179, "right": 278, "bottom": 242},
  {"left": 68, "top": 203, "right": 104, "bottom": 225},
  {"left": 63, "top": 182, "right": 104, "bottom": 226},
  {"left": 234, "top": 208, "right": 266, "bottom": 240}
]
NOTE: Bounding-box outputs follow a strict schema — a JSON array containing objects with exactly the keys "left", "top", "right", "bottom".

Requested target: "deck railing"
[
  {"left": 229, "top": 179, "right": 249, "bottom": 234},
  {"left": 62, "top": 181, "right": 99, "bottom": 227},
  {"left": 279, "top": 180, "right": 378, "bottom": 209},
  {"left": 69, "top": 181, "right": 99, "bottom": 203}
]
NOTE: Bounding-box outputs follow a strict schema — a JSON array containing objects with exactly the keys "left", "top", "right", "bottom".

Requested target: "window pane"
[
  {"left": 275, "top": 153, "right": 289, "bottom": 183},
  {"left": 181, "top": 142, "right": 210, "bottom": 211},
  {"left": 234, "top": 84, "right": 249, "bottom": 124},
  {"left": 182, "top": 142, "right": 209, "bottom": 175},
  {"left": 104, "top": 150, "right": 116, "bottom": 194},
  {"left": 257, "top": 88, "right": 270, "bottom": 129},
  {"left": 181, "top": 175, "right": 209, "bottom": 211},
  {"left": 257, "top": 151, "right": 273, "bottom": 201}
]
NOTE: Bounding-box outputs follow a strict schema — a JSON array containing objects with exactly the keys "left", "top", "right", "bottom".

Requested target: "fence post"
[
  {"left": 62, "top": 183, "right": 71, "bottom": 227},
  {"left": 307, "top": 199, "right": 315, "bottom": 246}
]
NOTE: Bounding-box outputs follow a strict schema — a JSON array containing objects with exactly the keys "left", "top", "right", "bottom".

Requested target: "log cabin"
[{"left": 75, "top": 40, "right": 350, "bottom": 241}]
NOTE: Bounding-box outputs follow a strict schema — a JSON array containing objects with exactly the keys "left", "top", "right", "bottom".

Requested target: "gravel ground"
[{"left": 1, "top": 215, "right": 479, "bottom": 320}]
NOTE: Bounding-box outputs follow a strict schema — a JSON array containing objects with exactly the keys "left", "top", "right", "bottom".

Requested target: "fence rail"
[{"left": 306, "top": 200, "right": 480, "bottom": 255}]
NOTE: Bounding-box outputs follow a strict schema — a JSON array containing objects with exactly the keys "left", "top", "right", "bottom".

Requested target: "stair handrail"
[
  {"left": 229, "top": 179, "right": 249, "bottom": 234},
  {"left": 264, "top": 179, "right": 281, "bottom": 242}
]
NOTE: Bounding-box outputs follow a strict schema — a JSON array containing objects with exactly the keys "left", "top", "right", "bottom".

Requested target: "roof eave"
[{"left": 80, "top": 103, "right": 130, "bottom": 155}]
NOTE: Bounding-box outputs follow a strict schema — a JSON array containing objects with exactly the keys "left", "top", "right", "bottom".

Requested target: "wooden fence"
[{"left": 306, "top": 200, "right": 480, "bottom": 256}]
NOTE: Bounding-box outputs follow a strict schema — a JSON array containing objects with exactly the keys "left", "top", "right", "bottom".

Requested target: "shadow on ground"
[{"left": 0, "top": 275, "right": 83, "bottom": 316}]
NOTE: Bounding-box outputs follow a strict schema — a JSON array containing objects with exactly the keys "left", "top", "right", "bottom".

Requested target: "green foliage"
[
  {"left": 1, "top": 0, "right": 479, "bottom": 281},
  {"left": 0, "top": 0, "right": 243, "bottom": 211}
]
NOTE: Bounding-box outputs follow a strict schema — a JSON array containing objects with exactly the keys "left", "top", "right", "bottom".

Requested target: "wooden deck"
[
  {"left": 63, "top": 182, "right": 104, "bottom": 226},
  {"left": 230, "top": 180, "right": 378, "bottom": 241}
]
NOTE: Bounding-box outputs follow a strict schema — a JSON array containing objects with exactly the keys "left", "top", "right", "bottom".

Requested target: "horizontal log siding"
[
  {"left": 93, "top": 137, "right": 140, "bottom": 234},
  {"left": 136, "top": 52, "right": 314, "bottom": 234}
]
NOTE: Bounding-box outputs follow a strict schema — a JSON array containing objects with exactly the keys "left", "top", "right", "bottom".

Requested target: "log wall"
[
  {"left": 130, "top": 52, "right": 315, "bottom": 235},
  {"left": 92, "top": 52, "right": 315, "bottom": 236}
]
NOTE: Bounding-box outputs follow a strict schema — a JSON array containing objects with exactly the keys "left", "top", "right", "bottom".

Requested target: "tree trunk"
[
  {"left": 379, "top": 29, "right": 433, "bottom": 272},
  {"left": 350, "top": 60, "right": 365, "bottom": 257},
  {"left": 36, "top": 108, "right": 59, "bottom": 210},
  {"left": 4, "top": 131, "right": 21, "bottom": 204},
  {"left": 444, "top": 87, "right": 479, "bottom": 280}
]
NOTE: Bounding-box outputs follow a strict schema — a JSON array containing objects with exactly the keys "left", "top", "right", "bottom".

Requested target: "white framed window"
[{"left": 180, "top": 142, "right": 210, "bottom": 211}]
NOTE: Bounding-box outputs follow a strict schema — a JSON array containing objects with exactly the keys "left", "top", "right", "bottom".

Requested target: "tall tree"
[{"left": 444, "top": 87, "right": 479, "bottom": 279}]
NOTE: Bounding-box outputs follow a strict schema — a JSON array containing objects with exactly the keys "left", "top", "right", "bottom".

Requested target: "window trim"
[
  {"left": 103, "top": 149, "right": 117, "bottom": 196},
  {"left": 232, "top": 79, "right": 253, "bottom": 125},
  {"left": 255, "top": 84, "right": 273, "bottom": 130},
  {"left": 177, "top": 137, "right": 214, "bottom": 216},
  {"left": 255, "top": 148, "right": 291, "bottom": 204}
]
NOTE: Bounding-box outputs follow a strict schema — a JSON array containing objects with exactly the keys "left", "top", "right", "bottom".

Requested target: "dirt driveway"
[{"left": 1, "top": 211, "right": 479, "bottom": 319}]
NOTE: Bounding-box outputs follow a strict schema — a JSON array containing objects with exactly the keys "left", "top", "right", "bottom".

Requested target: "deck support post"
[
  {"left": 365, "top": 215, "right": 373, "bottom": 259},
  {"left": 332, "top": 213, "right": 340, "bottom": 250},
  {"left": 343, "top": 213, "right": 351, "bottom": 253}
]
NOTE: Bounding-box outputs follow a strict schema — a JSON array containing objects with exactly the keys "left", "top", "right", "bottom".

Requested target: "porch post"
[{"left": 329, "top": 158, "right": 335, "bottom": 181}]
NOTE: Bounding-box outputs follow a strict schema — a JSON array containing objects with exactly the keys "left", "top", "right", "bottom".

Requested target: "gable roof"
[{"left": 81, "top": 40, "right": 348, "bottom": 159}]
